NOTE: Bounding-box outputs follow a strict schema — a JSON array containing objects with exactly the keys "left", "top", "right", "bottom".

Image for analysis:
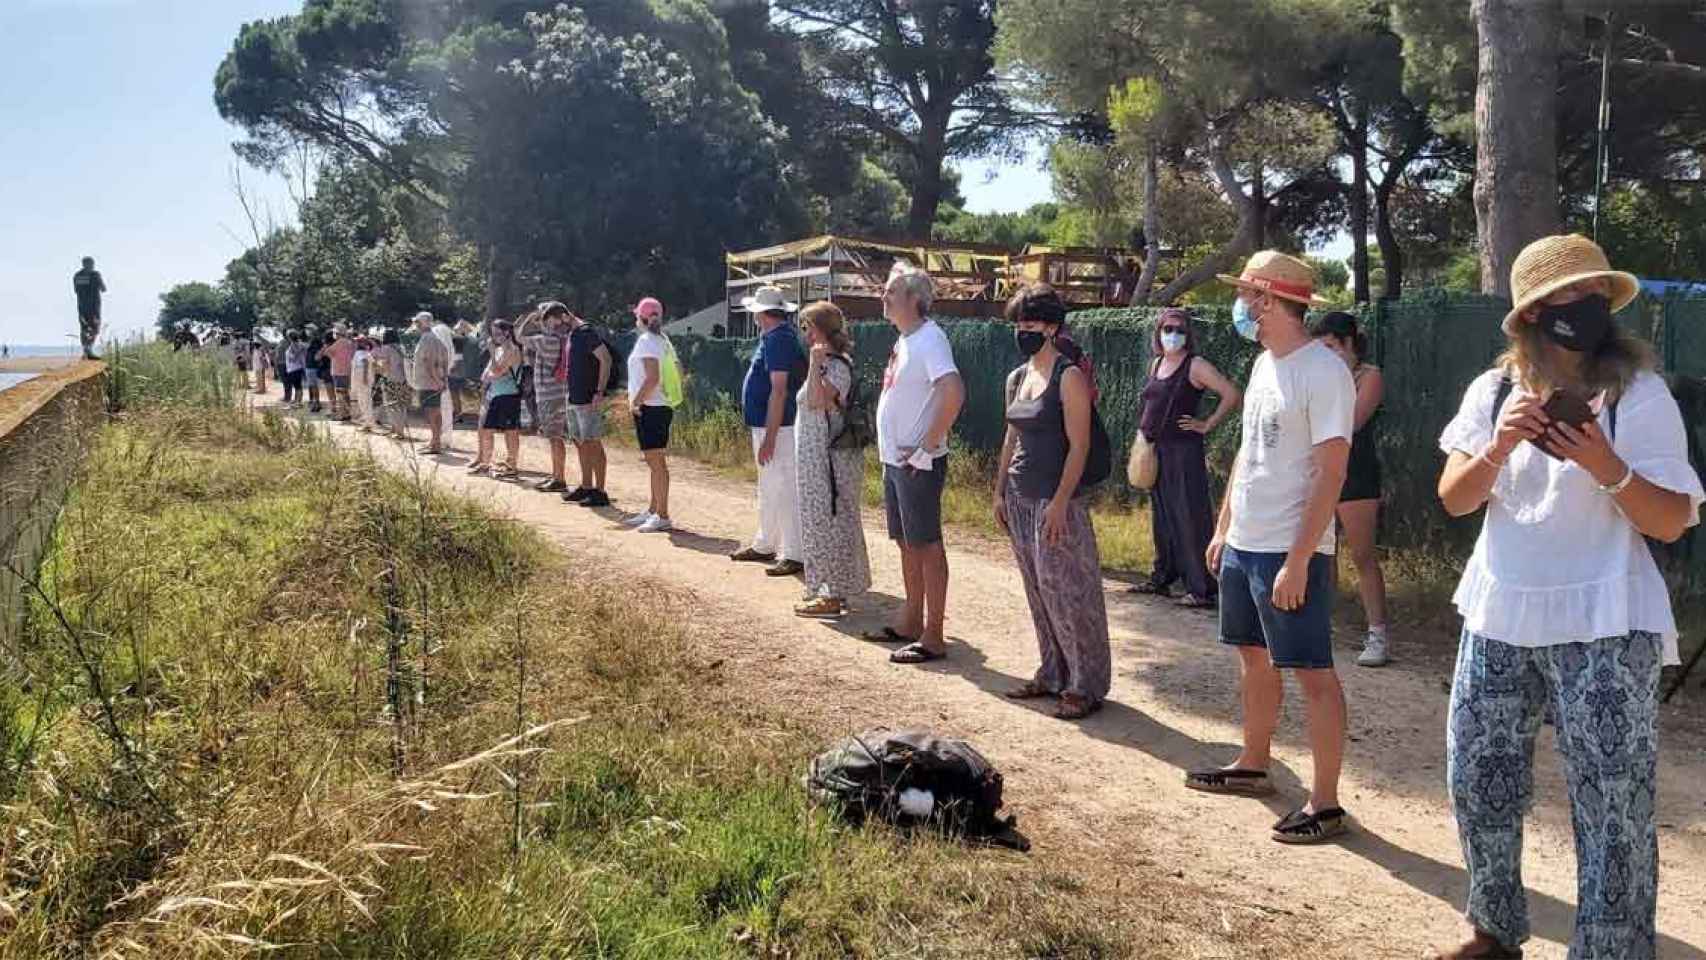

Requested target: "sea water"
[{"left": 0, "top": 372, "right": 38, "bottom": 394}]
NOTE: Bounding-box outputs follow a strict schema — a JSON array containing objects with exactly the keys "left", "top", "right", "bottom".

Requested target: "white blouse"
[{"left": 1439, "top": 369, "right": 1704, "bottom": 664}]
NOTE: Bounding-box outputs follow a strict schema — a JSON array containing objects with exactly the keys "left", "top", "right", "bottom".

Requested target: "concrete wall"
[{"left": 0, "top": 362, "right": 107, "bottom": 653}]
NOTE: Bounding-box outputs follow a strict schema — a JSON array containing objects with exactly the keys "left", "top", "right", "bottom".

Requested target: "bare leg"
[
  {"left": 645, "top": 450, "right": 670, "bottom": 517},
  {"left": 1229, "top": 645, "right": 1284, "bottom": 771},
  {"left": 573, "top": 441, "right": 592, "bottom": 489},
  {"left": 1294, "top": 667, "right": 1347, "bottom": 812},
  {"left": 476, "top": 428, "right": 493, "bottom": 465},
  {"left": 589, "top": 441, "right": 607, "bottom": 489},
  {"left": 549, "top": 439, "right": 567, "bottom": 483},
  {"left": 503, "top": 430, "right": 520, "bottom": 469},
  {"left": 919, "top": 540, "right": 950, "bottom": 652},
  {"left": 1337, "top": 500, "right": 1388, "bottom": 631},
  {"left": 894, "top": 543, "right": 925, "bottom": 639}
]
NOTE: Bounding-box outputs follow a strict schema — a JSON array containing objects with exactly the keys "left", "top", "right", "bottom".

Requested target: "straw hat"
[
  {"left": 1217, "top": 250, "right": 1330, "bottom": 305},
  {"left": 1502, "top": 234, "right": 1639, "bottom": 334}
]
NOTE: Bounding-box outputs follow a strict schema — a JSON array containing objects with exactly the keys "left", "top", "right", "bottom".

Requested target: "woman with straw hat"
[{"left": 1434, "top": 234, "right": 1702, "bottom": 960}]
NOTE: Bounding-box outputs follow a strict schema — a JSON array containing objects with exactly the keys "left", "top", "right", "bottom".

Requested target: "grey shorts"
[
  {"left": 568, "top": 403, "right": 605, "bottom": 442},
  {"left": 883, "top": 457, "right": 948, "bottom": 545},
  {"left": 536, "top": 397, "right": 568, "bottom": 439}
]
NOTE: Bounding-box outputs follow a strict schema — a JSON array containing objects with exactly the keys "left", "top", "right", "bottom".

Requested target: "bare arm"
[
  {"left": 636, "top": 357, "right": 660, "bottom": 403},
  {"left": 919, "top": 372, "right": 965, "bottom": 451},
  {"left": 1351, "top": 367, "right": 1384, "bottom": 431},
  {"left": 1287, "top": 439, "right": 1350, "bottom": 566},
  {"left": 593, "top": 344, "right": 612, "bottom": 398},
  {"left": 1189, "top": 358, "right": 1243, "bottom": 432}
]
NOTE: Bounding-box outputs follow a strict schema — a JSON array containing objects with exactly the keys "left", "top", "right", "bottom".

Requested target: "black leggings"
[{"left": 282, "top": 370, "right": 304, "bottom": 403}]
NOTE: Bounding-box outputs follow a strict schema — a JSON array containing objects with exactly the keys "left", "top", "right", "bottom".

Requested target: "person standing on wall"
[
  {"left": 1129, "top": 307, "right": 1242, "bottom": 608},
  {"left": 562, "top": 309, "right": 613, "bottom": 508},
  {"left": 1432, "top": 235, "right": 1701, "bottom": 960},
  {"left": 72, "top": 256, "right": 105, "bottom": 360},
  {"left": 730, "top": 285, "right": 806, "bottom": 577},
  {"left": 1309, "top": 311, "right": 1391, "bottom": 667},
  {"left": 994, "top": 284, "right": 1111, "bottom": 719},
  {"left": 1184, "top": 251, "right": 1356, "bottom": 845},
  {"left": 867, "top": 262, "right": 965, "bottom": 666}
]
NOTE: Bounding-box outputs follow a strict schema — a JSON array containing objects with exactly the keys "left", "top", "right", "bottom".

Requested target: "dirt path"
[{"left": 261, "top": 391, "right": 1706, "bottom": 959}]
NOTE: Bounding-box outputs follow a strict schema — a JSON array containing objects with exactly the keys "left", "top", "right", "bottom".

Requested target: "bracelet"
[{"left": 1597, "top": 464, "right": 1635, "bottom": 496}]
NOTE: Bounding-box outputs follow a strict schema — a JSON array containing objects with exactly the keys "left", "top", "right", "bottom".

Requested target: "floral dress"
[{"left": 795, "top": 356, "right": 871, "bottom": 599}]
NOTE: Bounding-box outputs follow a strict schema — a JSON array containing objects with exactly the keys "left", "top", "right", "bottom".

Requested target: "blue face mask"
[{"left": 1232, "top": 297, "right": 1261, "bottom": 342}]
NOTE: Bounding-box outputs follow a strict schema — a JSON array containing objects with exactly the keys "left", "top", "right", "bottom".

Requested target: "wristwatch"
[{"left": 1597, "top": 464, "right": 1635, "bottom": 496}]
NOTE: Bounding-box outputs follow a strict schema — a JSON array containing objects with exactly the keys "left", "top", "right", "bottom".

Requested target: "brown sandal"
[{"left": 1053, "top": 693, "right": 1101, "bottom": 720}]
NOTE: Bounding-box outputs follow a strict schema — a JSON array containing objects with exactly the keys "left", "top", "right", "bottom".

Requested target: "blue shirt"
[{"left": 742, "top": 324, "right": 803, "bottom": 428}]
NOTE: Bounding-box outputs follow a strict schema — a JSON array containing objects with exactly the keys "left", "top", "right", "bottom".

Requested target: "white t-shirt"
[
  {"left": 1438, "top": 369, "right": 1703, "bottom": 664},
  {"left": 876, "top": 320, "right": 959, "bottom": 467},
  {"left": 1226, "top": 341, "right": 1355, "bottom": 556},
  {"left": 627, "top": 331, "right": 668, "bottom": 407}
]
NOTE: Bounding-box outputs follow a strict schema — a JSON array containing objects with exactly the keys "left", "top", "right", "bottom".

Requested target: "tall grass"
[{"left": 3, "top": 345, "right": 1208, "bottom": 957}]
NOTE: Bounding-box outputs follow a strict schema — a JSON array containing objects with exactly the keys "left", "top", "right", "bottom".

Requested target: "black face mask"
[
  {"left": 1537, "top": 294, "right": 1613, "bottom": 353},
  {"left": 1015, "top": 330, "right": 1048, "bottom": 357}
]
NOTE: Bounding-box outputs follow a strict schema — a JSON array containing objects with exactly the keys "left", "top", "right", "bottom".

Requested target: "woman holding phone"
[{"left": 1433, "top": 235, "right": 1702, "bottom": 960}]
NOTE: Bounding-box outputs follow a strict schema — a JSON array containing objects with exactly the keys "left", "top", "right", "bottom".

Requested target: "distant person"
[
  {"left": 372, "top": 328, "right": 411, "bottom": 439},
  {"left": 711, "top": 322, "right": 726, "bottom": 339},
  {"left": 624, "top": 297, "right": 677, "bottom": 532},
  {"left": 303, "top": 327, "right": 325, "bottom": 413},
  {"left": 1, "top": 344, "right": 9, "bottom": 360},
  {"left": 729, "top": 285, "right": 805, "bottom": 577},
  {"left": 72, "top": 257, "right": 105, "bottom": 359},
  {"left": 326, "top": 326, "right": 357, "bottom": 421},
  {"left": 868, "top": 262, "right": 964, "bottom": 666},
  {"left": 792, "top": 301, "right": 871, "bottom": 618},
  {"left": 516, "top": 306, "right": 572, "bottom": 491},
  {"left": 249, "top": 332, "right": 271, "bottom": 394},
  {"left": 1433, "top": 235, "right": 1702, "bottom": 960},
  {"left": 350, "top": 334, "right": 375, "bottom": 429},
  {"left": 469, "top": 319, "right": 523, "bottom": 479},
  {"left": 411, "top": 311, "right": 452, "bottom": 455},
  {"left": 283, "top": 331, "right": 307, "bottom": 407},
  {"left": 234, "top": 331, "right": 251, "bottom": 383},
  {"left": 429, "top": 315, "right": 458, "bottom": 445},
  {"left": 563, "top": 309, "right": 614, "bottom": 507},
  {"left": 1130, "top": 308, "right": 1242, "bottom": 607},
  {"left": 1186, "top": 251, "right": 1354, "bottom": 846},
  {"left": 1310, "top": 312, "right": 1390, "bottom": 667}
]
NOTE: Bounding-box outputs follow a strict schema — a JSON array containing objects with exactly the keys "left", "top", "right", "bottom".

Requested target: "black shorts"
[
  {"left": 634, "top": 405, "right": 674, "bottom": 451},
  {"left": 482, "top": 394, "right": 522, "bottom": 430},
  {"left": 883, "top": 457, "right": 948, "bottom": 545}
]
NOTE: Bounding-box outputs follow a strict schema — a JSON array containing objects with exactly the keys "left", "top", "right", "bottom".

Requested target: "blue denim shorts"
[{"left": 1218, "top": 547, "right": 1335, "bottom": 669}]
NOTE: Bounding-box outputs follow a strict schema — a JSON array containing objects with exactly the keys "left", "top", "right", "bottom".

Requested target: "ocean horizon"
[{"left": 1, "top": 344, "right": 80, "bottom": 357}]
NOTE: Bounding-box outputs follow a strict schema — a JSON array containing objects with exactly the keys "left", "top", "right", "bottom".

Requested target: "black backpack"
[
  {"left": 1005, "top": 357, "right": 1113, "bottom": 488},
  {"left": 805, "top": 729, "right": 1028, "bottom": 850},
  {"left": 597, "top": 327, "right": 626, "bottom": 392},
  {"left": 827, "top": 355, "right": 875, "bottom": 451}
]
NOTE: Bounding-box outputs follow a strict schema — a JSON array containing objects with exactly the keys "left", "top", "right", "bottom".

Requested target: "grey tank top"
[{"left": 1005, "top": 357, "right": 1085, "bottom": 501}]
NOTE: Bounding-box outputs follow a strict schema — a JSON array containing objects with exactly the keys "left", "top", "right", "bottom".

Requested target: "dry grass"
[{"left": 2, "top": 362, "right": 1197, "bottom": 958}]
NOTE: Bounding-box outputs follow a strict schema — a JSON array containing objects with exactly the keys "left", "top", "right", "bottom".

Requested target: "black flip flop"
[
  {"left": 859, "top": 626, "right": 915, "bottom": 644},
  {"left": 1184, "top": 768, "right": 1275, "bottom": 796},
  {"left": 889, "top": 642, "right": 945, "bottom": 665},
  {"left": 1271, "top": 806, "right": 1348, "bottom": 845}
]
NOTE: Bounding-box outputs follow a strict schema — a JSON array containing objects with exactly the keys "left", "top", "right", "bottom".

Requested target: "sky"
[{"left": 0, "top": 1, "right": 1339, "bottom": 349}]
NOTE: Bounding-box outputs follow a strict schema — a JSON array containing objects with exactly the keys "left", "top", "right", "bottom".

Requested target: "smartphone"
[{"left": 1531, "top": 391, "right": 1596, "bottom": 459}]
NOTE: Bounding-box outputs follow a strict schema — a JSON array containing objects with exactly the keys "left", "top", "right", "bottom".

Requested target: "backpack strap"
[{"left": 1491, "top": 371, "right": 1514, "bottom": 430}]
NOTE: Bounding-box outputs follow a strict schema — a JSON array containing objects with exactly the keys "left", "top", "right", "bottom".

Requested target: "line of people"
[{"left": 226, "top": 235, "right": 1693, "bottom": 960}]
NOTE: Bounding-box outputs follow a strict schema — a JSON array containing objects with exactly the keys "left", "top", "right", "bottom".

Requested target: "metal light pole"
[{"left": 1591, "top": 11, "right": 1614, "bottom": 241}]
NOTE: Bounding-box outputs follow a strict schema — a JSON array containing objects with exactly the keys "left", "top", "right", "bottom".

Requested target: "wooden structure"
[{"left": 723, "top": 235, "right": 1150, "bottom": 337}]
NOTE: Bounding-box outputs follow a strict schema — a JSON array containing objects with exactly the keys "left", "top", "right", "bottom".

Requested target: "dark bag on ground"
[{"left": 806, "top": 729, "right": 1029, "bottom": 850}]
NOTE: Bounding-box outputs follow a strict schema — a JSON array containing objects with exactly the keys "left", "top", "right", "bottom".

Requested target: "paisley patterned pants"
[
  {"left": 1446, "top": 629, "right": 1661, "bottom": 959},
  {"left": 1006, "top": 496, "right": 1111, "bottom": 703}
]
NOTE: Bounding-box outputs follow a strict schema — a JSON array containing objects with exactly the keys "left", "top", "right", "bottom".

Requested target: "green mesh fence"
[{"left": 663, "top": 294, "right": 1706, "bottom": 590}]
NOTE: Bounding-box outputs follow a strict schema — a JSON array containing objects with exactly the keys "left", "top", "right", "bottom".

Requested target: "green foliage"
[
  {"left": 934, "top": 202, "right": 1062, "bottom": 248},
  {"left": 154, "top": 282, "right": 233, "bottom": 339}
]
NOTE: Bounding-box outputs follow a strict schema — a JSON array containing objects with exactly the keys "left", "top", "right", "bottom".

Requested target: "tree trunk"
[
  {"left": 1472, "top": 0, "right": 1562, "bottom": 297},
  {"left": 484, "top": 242, "right": 515, "bottom": 321},
  {"left": 1154, "top": 126, "right": 1260, "bottom": 304},
  {"left": 905, "top": 121, "right": 949, "bottom": 240},
  {"left": 1349, "top": 105, "right": 1371, "bottom": 303},
  {"left": 1373, "top": 178, "right": 1404, "bottom": 300},
  {"left": 1131, "top": 142, "right": 1162, "bottom": 305}
]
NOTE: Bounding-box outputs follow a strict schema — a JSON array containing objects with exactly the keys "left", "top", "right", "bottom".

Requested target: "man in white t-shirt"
[
  {"left": 872, "top": 262, "right": 964, "bottom": 665},
  {"left": 1184, "top": 251, "right": 1356, "bottom": 846}
]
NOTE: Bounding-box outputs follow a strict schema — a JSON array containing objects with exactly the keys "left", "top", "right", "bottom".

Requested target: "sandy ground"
[{"left": 253, "top": 385, "right": 1706, "bottom": 959}]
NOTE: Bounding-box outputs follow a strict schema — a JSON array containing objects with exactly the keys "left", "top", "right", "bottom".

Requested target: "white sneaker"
[
  {"left": 637, "top": 515, "right": 673, "bottom": 533},
  {"left": 622, "top": 512, "right": 654, "bottom": 527},
  {"left": 1356, "top": 633, "right": 1390, "bottom": 667}
]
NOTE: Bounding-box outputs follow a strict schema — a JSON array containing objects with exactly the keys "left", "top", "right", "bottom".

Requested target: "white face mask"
[{"left": 1160, "top": 331, "right": 1186, "bottom": 353}]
